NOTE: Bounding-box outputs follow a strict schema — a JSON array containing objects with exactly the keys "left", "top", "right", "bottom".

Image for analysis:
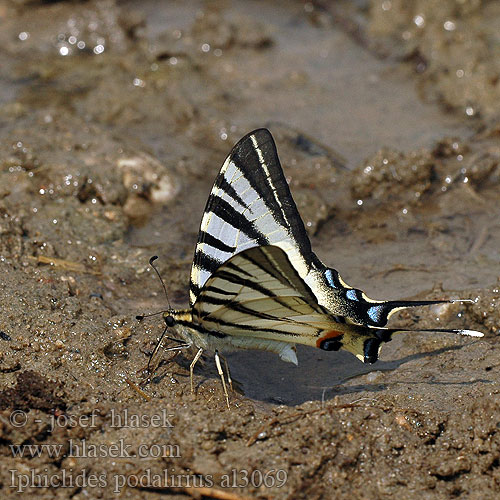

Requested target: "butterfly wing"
[
  {"left": 190, "top": 128, "right": 449, "bottom": 328},
  {"left": 190, "top": 128, "right": 317, "bottom": 306},
  {"left": 193, "top": 245, "right": 402, "bottom": 365}
]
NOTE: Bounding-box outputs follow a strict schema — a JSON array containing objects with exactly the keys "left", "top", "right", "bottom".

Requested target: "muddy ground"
[{"left": 0, "top": 0, "right": 499, "bottom": 498}]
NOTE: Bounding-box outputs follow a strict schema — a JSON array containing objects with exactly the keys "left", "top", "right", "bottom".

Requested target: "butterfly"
[{"left": 143, "top": 128, "right": 482, "bottom": 407}]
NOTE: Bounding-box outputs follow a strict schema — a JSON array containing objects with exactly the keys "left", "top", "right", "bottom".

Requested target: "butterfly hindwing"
[
  {"left": 194, "top": 245, "right": 331, "bottom": 341},
  {"left": 192, "top": 245, "right": 407, "bottom": 364}
]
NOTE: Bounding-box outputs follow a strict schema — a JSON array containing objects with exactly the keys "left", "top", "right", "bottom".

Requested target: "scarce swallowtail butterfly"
[{"left": 144, "top": 128, "right": 483, "bottom": 407}]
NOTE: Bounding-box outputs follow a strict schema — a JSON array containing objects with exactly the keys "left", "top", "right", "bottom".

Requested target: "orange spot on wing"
[{"left": 316, "top": 330, "right": 343, "bottom": 348}]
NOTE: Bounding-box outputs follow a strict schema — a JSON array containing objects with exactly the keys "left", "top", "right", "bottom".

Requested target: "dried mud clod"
[{"left": 0, "top": 370, "right": 66, "bottom": 413}]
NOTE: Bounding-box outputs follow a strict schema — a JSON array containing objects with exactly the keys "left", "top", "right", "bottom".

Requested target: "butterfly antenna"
[
  {"left": 142, "top": 256, "right": 185, "bottom": 371},
  {"left": 148, "top": 255, "right": 173, "bottom": 312},
  {"left": 136, "top": 310, "right": 164, "bottom": 321},
  {"left": 136, "top": 256, "right": 173, "bottom": 321}
]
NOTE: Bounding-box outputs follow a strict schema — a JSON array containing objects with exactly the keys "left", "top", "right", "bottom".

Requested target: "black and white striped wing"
[
  {"left": 193, "top": 245, "right": 405, "bottom": 365},
  {"left": 193, "top": 245, "right": 340, "bottom": 353},
  {"left": 194, "top": 245, "right": 325, "bottom": 323},
  {"left": 190, "top": 128, "right": 319, "bottom": 307},
  {"left": 190, "top": 128, "right": 459, "bottom": 329}
]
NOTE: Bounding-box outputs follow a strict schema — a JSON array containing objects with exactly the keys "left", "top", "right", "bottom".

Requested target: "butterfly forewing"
[{"left": 190, "top": 129, "right": 318, "bottom": 307}]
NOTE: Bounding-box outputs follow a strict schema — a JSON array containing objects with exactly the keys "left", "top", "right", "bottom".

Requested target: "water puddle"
[{"left": 133, "top": 0, "right": 470, "bottom": 167}]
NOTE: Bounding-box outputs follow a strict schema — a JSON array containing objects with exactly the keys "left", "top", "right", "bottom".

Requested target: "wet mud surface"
[{"left": 0, "top": 0, "right": 499, "bottom": 498}]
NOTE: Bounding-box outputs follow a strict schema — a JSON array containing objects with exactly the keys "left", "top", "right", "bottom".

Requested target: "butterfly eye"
[{"left": 165, "top": 315, "right": 175, "bottom": 327}]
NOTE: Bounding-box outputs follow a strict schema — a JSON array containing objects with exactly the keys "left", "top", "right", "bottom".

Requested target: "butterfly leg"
[
  {"left": 214, "top": 350, "right": 230, "bottom": 409},
  {"left": 190, "top": 348, "right": 203, "bottom": 395},
  {"left": 219, "top": 353, "right": 233, "bottom": 392}
]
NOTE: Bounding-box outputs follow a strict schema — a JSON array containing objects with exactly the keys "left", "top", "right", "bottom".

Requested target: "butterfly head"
[{"left": 164, "top": 313, "right": 175, "bottom": 328}]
